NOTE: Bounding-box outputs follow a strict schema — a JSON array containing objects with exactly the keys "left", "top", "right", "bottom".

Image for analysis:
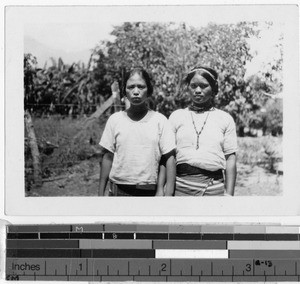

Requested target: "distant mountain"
[{"left": 24, "top": 36, "right": 92, "bottom": 68}]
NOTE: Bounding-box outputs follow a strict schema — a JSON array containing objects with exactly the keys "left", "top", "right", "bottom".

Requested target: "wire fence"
[
  {"left": 26, "top": 103, "right": 101, "bottom": 107},
  {"left": 25, "top": 103, "right": 126, "bottom": 112},
  {"left": 24, "top": 103, "right": 110, "bottom": 188}
]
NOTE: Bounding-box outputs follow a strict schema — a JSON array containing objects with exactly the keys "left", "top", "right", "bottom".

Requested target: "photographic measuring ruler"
[{"left": 5, "top": 224, "right": 300, "bottom": 282}]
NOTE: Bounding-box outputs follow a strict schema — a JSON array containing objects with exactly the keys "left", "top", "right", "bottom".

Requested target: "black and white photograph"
[{"left": 4, "top": 3, "right": 300, "bottom": 215}]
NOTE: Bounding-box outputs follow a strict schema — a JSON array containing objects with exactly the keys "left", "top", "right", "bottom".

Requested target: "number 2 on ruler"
[{"left": 161, "top": 263, "right": 167, "bottom": 272}]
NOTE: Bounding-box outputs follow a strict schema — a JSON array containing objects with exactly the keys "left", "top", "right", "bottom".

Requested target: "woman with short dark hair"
[{"left": 99, "top": 67, "right": 176, "bottom": 196}]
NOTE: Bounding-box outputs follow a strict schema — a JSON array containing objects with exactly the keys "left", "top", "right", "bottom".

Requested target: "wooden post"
[
  {"left": 111, "top": 81, "right": 121, "bottom": 112},
  {"left": 24, "top": 110, "right": 42, "bottom": 188}
]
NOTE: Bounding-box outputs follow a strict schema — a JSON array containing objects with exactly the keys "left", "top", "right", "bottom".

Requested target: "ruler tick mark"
[{"left": 86, "top": 258, "right": 88, "bottom": 275}]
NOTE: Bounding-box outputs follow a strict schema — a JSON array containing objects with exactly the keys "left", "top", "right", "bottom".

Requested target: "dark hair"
[
  {"left": 183, "top": 66, "right": 219, "bottom": 94},
  {"left": 122, "top": 67, "right": 153, "bottom": 97}
]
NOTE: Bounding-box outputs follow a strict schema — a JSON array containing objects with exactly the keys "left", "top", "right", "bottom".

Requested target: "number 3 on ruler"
[{"left": 245, "top": 263, "right": 251, "bottom": 272}]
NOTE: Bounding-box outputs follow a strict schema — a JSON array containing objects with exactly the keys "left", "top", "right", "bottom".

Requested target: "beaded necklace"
[{"left": 190, "top": 110, "right": 210, "bottom": 150}]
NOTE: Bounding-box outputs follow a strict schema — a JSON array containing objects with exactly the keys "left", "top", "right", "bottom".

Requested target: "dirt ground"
[{"left": 26, "top": 159, "right": 282, "bottom": 197}]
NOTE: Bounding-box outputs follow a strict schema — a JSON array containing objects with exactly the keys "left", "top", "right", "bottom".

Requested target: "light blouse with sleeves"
[
  {"left": 99, "top": 110, "right": 175, "bottom": 185},
  {"left": 169, "top": 108, "right": 238, "bottom": 171}
]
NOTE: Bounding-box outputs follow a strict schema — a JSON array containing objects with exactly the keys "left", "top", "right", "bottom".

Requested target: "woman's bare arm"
[
  {"left": 225, "top": 153, "right": 237, "bottom": 196},
  {"left": 99, "top": 150, "right": 114, "bottom": 196},
  {"left": 157, "top": 150, "right": 176, "bottom": 196}
]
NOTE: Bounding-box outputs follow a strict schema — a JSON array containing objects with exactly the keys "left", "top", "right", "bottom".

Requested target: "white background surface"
[{"left": 1, "top": 4, "right": 300, "bottom": 282}]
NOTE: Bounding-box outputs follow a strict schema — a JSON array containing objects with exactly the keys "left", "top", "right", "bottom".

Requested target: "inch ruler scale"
[{"left": 5, "top": 224, "right": 300, "bottom": 282}]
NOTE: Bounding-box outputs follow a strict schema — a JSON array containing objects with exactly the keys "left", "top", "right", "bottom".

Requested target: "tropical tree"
[
  {"left": 24, "top": 54, "right": 112, "bottom": 116},
  {"left": 94, "top": 22, "right": 260, "bottom": 119},
  {"left": 24, "top": 53, "right": 38, "bottom": 110}
]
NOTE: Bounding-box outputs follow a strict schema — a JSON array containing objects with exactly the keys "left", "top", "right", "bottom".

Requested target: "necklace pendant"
[
  {"left": 190, "top": 111, "right": 210, "bottom": 151},
  {"left": 196, "top": 137, "right": 200, "bottom": 150}
]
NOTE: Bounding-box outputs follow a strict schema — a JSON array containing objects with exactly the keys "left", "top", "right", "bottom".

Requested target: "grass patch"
[{"left": 237, "top": 136, "right": 282, "bottom": 171}]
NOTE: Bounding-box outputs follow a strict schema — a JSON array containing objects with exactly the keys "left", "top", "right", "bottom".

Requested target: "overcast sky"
[{"left": 21, "top": 5, "right": 286, "bottom": 75}]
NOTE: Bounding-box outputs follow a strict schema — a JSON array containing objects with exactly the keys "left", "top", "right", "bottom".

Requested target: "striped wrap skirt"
[{"left": 175, "top": 163, "right": 225, "bottom": 196}]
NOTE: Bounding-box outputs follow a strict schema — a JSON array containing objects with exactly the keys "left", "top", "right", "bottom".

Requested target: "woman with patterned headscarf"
[{"left": 168, "top": 66, "right": 237, "bottom": 196}]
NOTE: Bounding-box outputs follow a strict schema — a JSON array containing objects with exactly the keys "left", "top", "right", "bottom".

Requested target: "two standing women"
[{"left": 99, "top": 66, "right": 237, "bottom": 196}]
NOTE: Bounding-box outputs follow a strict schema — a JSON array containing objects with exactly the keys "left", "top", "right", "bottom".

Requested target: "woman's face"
[
  {"left": 125, "top": 73, "right": 148, "bottom": 106},
  {"left": 188, "top": 73, "right": 213, "bottom": 106}
]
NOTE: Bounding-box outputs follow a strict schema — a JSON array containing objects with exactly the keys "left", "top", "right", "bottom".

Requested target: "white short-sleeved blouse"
[
  {"left": 169, "top": 108, "right": 238, "bottom": 171},
  {"left": 100, "top": 110, "right": 175, "bottom": 184}
]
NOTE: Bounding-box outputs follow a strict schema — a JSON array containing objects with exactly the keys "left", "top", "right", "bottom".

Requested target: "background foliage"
[{"left": 24, "top": 21, "right": 283, "bottom": 136}]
